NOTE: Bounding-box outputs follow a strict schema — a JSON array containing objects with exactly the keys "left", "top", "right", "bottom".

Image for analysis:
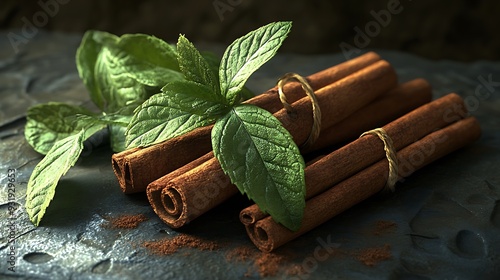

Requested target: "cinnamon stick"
[
  {"left": 147, "top": 61, "right": 399, "bottom": 228},
  {"left": 147, "top": 78, "right": 431, "bottom": 226},
  {"left": 112, "top": 125, "right": 213, "bottom": 194},
  {"left": 240, "top": 93, "right": 467, "bottom": 225},
  {"left": 246, "top": 52, "right": 381, "bottom": 110},
  {"left": 274, "top": 60, "right": 397, "bottom": 145},
  {"left": 305, "top": 78, "right": 432, "bottom": 152},
  {"left": 147, "top": 152, "right": 214, "bottom": 219},
  {"left": 245, "top": 116, "right": 481, "bottom": 252},
  {"left": 112, "top": 52, "right": 382, "bottom": 193}
]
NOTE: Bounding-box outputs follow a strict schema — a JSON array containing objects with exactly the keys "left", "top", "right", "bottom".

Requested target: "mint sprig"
[
  {"left": 25, "top": 22, "right": 305, "bottom": 230},
  {"left": 25, "top": 31, "right": 204, "bottom": 225},
  {"left": 77, "top": 31, "right": 182, "bottom": 112},
  {"left": 126, "top": 21, "right": 306, "bottom": 230}
]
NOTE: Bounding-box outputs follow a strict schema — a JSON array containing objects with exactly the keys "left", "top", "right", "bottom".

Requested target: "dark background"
[{"left": 1, "top": 0, "right": 499, "bottom": 61}]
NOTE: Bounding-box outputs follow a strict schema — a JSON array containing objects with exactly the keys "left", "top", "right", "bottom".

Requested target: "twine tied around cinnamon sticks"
[
  {"left": 277, "top": 73, "right": 322, "bottom": 150},
  {"left": 360, "top": 128, "right": 398, "bottom": 192}
]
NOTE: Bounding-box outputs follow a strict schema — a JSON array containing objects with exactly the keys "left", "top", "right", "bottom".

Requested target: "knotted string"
[
  {"left": 360, "top": 128, "right": 398, "bottom": 192},
  {"left": 277, "top": 73, "right": 321, "bottom": 150}
]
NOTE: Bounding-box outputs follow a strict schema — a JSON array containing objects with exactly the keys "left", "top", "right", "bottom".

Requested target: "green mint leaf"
[
  {"left": 198, "top": 50, "right": 255, "bottom": 101},
  {"left": 109, "top": 124, "right": 128, "bottom": 152},
  {"left": 91, "top": 29, "right": 119, "bottom": 46},
  {"left": 25, "top": 123, "right": 105, "bottom": 226},
  {"left": 76, "top": 30, "right": 118, "bottom": 110},
  {"left": 74, "top": 112, "right": 130, "bottom": 127},
  {"left": 219, "top": 21, "right": 292, "bottom": 105},
  {"left": 200, "top": 50, "right": 255, "bottom": 101},
  {"left": 68, "top": 113, "right": 131, "bottom": 152},
  {"left": 212, "top": 105, "right": 306, "bottom": 231},
  {"left": 126, "top": 80, "right": 229, "bottom": 148},
  {"left": 177, "top": 35, "right": 220, "bottom": 94},
  {"left": 102, "top": 111, "right": 134, "bottom": 152},
  {"left": 94, "top": 47, "right": 158, "bottom": 112},
  {"left": 238, "top": 86, "right": 255, "bottom": 101},
  {"left": 77, "top": 31, "right": 183, "bottom": 113},
  {"left": 106, "top": 33, "right": 183, "bottom": 87},
  {"left": 24, "top": 102, "right": 96, "bottom": 154}
]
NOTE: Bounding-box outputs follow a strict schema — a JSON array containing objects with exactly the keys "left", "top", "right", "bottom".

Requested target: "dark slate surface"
[{"left": 0, "top": 31, "right": 499, "bottom": 280}]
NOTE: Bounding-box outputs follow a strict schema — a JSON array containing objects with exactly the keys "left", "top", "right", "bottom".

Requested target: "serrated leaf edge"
[{"left": 25, "top": 129, "right": 86, "bottom": 226}]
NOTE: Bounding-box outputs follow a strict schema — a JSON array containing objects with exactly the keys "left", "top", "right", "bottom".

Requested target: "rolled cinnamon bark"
[
  {"left": 148, "top": 79, "right": 432, "bottom": 226},
  {"left": 305, "top": 78, "right": 432, "bottom": 152},
  {"left": 240, "top": 93, "right": 467, "bottom": 225},
  {"left": 246, "top": 116, "right": 481, "bottom": 252},
  {"left": 246, "top": 52, "right": 381, "bottom": 110},
  {"left": 272, "top": 60, "right": 397, "bottom": 145},
  {"left": 147, "top": 62, "right": 400, "bottom": 228},
  {"left": 147, "top": 152, "right": 214, "bottom": 219},
  {"left": 112, "top": 126, "right": 213, "bottom": 194},
  {"left": 112, "top": 52, "right": 381, "bottom": 194}
]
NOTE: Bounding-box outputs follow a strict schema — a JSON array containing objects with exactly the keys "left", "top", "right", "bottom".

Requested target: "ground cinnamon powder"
[
  {"left": 225, "top": 245, "right": 304, "bottom": 277},
  {"left": 141, "top": 220, "right": 395, "bottom": 276},
  {"left": 224, "top": 242, "right": 392, "bottom": 276},
  {"left": 225, "top": 245, "right": 254, "bottom": 262},
  {"left": 348, "top": 220, "right": 396, "bottom": 266},
  {"left": 373, "top": 220, "right": 398, "bottom": 236},
  {"left": 143, "top": 234, "right": 218, "bottom": 255},
  {"left": 104, "top": 214, "right": 148, "bottom": 229},
  {"left": 355, "top": 244, "right": 392, "bottom": 267},
  {"left": 254, "top": 252, "right": 286, "bottom": 277}
]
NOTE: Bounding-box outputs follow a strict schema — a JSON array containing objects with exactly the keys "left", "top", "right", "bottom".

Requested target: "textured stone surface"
[
  {"left": 0, "top": 31, "right": 88, "bottom": 127},
  {"left": 1, "top": 0, "right": 500, "bottom": 61},
  {"left": 0, "top": 31, "right": 499, "bottom": 279}
]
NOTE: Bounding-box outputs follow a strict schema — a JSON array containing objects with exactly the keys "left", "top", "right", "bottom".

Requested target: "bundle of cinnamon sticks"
[
  {"left": 112, "top": 52, "right": 385, "bottom": 194},
  {"left": 241, "top": 93, "right": 480, "bottom": 251},
  {"left": 111, "top": 52, "right": 480, "bottom": 252}
]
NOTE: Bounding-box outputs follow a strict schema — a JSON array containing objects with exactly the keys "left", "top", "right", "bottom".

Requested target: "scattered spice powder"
[
  {"left": 255, "top": 252, "right": 286, "bottom": 277},
  {"left": 373, "top": 220, "right": 398, "bottom": 236},
  {"left": 143, "top": 234, "right": 218, "bottom": 255},
  {"left": 141, "top": 220, "right": 396, "bottom": 276},
  {"left": 104, "top": 214, "right": 148, "bottom": 229},
  {"left": 225, "top": 245, "right": 304, "bottom": 278},
  {"left": 225, "top": 245, "right": 255, "bottom": 262},
  {"left": 285, "top": 263, "right": 307, "bottom": 276},
  {"left": 223, "top": 224, "right": 395, "bottom": 277},
  {"left": 355, "top": 244, "right": 392, "bottom": 267}
]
